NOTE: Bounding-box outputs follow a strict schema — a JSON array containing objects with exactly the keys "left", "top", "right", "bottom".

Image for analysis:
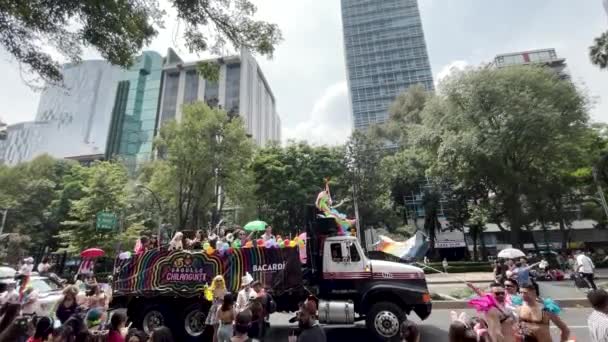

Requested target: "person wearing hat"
[{"left": 236, "top": 273, "right": 257, "bottom": 312}]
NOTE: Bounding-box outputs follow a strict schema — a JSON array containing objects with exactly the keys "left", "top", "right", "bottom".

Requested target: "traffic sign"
[{"left": 96, "top": 212, "right": 117, "bottom": 231}]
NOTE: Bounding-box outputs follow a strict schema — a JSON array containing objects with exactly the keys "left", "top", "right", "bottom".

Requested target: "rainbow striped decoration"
[{"left": 113, "top": 246, "right": 303, "bottom": 297}]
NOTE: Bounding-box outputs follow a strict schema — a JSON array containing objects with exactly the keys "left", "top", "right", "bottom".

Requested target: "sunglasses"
[
  {"left": 493, "top": 292, "right": 505, "bottom": 296},
  {"left": 504, "top": 284, "right": 515, "bottom": 288}
]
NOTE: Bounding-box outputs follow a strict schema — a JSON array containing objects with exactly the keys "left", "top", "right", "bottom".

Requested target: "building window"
[
  {"left": 205, "top": 80, "right": 219, "bottom": 108},
  {"left": 225, "top": 63, "right": 241, "bottom": 116},
  {"left": 161, "top": 72, "right": 179, "bottom": 124},
  {"left": 183, "top": 70, "right": 199, "bottom": 104}
]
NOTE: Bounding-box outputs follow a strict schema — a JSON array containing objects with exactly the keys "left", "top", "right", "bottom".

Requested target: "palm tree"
[{"left": 590, "top": 31, "right": 608, "bottom": 69}]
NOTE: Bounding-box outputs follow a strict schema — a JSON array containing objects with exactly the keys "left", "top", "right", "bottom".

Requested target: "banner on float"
[{"left": 113, "top": 247, "right": 303, "bottom": 297}]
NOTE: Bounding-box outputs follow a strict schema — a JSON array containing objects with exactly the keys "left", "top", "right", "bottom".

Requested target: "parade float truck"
[{"left": 111, "top": 206, "right": 432, "bottom": 341}]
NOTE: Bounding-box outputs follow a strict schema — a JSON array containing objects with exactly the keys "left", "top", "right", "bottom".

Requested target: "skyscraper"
[
  {"left": 341, "top": 0, "right": 434, "bottom": 131},
  {"left": 105, "top": 51, "right": 164, "bottom": 172},
  {"left": 157, "top": 48, "right": 281, "bottom": 146}
]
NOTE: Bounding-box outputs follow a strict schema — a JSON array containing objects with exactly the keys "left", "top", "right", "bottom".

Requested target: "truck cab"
[{"left": 310, "top": 233, "right": 432, "bottom": 341}]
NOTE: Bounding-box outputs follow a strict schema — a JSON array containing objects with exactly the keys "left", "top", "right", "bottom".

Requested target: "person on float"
[{"left": 205, "top": 275, "right": 228, "bottom": 342}]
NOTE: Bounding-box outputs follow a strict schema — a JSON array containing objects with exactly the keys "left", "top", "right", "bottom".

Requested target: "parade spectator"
[
  {"left": 252, "top": 280, "right": 274, "bottom": 324},
  {"left": 448, "top": 321, "right": 483, "bottom": 342},
  {"left": 233, "top": 310, "right": 255, "bottom": 342},
  {"left": 217, "top": 293, "right": 236, "bottom": 342},
  {"left": 503, "top": 279, "right": 519, "bottom": 308},
  {"left": 37, "top": 257, "right": 52, "bottom": 274},
  {"left": 21, "top": 286, "right": 40, "bottom": 315},
  {"left": 517, "top": 283, "right": 570, "bottom": 342},
  {"left": 296, "top": 300, "right": 326, "bottom": 342},
  {"left": 567, "top": 255, "right": 576, "bottom": 272},
  {"left": 485, "top": 282, "right": 516, "bottom": 342},
  {"left": 236, "top": 274, "right": 256, "bottom": 312},
  {"left": 0, "top": 280, "right": 17, "bottom": 308},
  {"left": 400, "top": 320, "right": 420, "bottom": 342},
  {"left": 86, "top": 284, "right": 108, "bottom": 311},
  {"left": 168, "top": 232, "right": 184, "bottom": 251},
  {"left": 149, "top": 326, "right": 174, "bottom": 342},
  {"left": 27, "top": 316, "right": 53, "bottom": 342},
  {"left": 247, "top": 299, "right": 264, "bottom": 340},
  {"left": 108, "top": 311, "right": 127, "bottom": 342},
  {"left": 56, "top": 285, "right": 79, "bottom": 324},
  {"left": 513, "top": 260, "right": 530, "bottom": 286},
  {"left": 20, "top": 257, "right": 35, "bottom": 275},
  {"left": 587, "top": 289, "right": 608, "bottom": 342},
  {"left": 494, "top": 260, "right": 506, "bottom": 284},
  {"left": 442, "top": 258, "right": 449, "bottom": 273},
  {"left": 576, "top": 250, "right": 597, "bottom": 290},
  {"left": 0, "top": 294, "right": 20, "bottom": 334},
  {"left": 261, "top": 226, "right": 274, "bottom": 241},
  {"left": 125, "top": 329, "right": 148, "bottom": 342}
]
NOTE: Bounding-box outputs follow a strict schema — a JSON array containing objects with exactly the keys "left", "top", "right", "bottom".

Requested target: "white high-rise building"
[{"left": 158, "top": 48, "right": 281, "bottom": 145}]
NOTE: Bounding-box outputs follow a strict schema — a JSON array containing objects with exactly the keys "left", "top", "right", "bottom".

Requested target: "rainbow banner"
[{"left": 113, "top": 247, "right": 303, "bottom": 297}]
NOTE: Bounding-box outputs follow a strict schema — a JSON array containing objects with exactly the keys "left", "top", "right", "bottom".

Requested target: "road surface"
[{"left": 266, "top": 308, "right": 593, "bottom": 341}]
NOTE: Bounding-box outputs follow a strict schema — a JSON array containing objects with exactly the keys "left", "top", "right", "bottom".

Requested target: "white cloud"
[
  {"left": 282, "top": 81, "right": 351, "bottom": 146},
  {"left": 435, "top": 60, "right": 469, "bottom": 88}
]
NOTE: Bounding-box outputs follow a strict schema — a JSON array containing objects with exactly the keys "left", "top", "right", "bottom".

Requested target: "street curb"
[
  {"left": 428, "top": 276, "right": 608, "bottom": 285},
  {"left": 433, "top": 298, "right": 591, "bottom": 310}
]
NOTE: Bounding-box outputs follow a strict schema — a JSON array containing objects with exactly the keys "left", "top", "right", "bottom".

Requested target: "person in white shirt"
[
  {"left": 261, "top": 225, "right": 274, "bottom": 241},
  {"left": 236, "top": 273, "right": 257, "bottom": 312},
  {"left": 37, "top": 256, "right": 52, "bottom": 274},
  {"left": 588, "top": 289, "right": 608, "bottom": 342},
  {"left": 576, "top": 251, "right": 597, "bottom": 290},
  {"left": 21, "top": 286, "right": 39, "bottom": 315}
]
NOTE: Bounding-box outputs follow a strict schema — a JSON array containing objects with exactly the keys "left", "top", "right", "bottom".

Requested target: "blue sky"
[{"left": 0, "top": 0, "right": 606, "bottom": 145}]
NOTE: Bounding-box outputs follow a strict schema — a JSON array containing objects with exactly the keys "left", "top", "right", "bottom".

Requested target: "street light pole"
[{"left": 136, "top": 184, "right": 163, "bottom": 245}]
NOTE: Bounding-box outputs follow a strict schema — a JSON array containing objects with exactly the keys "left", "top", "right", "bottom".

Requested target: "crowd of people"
[{"left": 134, "top": 225, "right": 277, "bottom": 255}]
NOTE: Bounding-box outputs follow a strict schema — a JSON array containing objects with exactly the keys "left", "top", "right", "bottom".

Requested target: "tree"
[
  {"left": 429, "top": 66, "right": 590, "bottom": 248},
  {"left": 252, "top": 142, "right": 346, "bottom": 233},
  {"left": 0, "top": 0, "right": 282, "bottom": 86},
  {"left": 58, "top": 161, "right": 130, "bottom": 253},
  {"left": 590, "top": 31, "right": 608, "bottom": 69},
  {"left": 345, "top": 131, "right": 398, "bottom": 232},
  {"left": 0, "top": 155, "right": 76, "bottom": 256},
  {"left": 151, "top": 102, "right": 254, "bottom": 230}
]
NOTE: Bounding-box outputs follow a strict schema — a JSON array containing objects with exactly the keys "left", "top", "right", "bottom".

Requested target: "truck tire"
[
  {"left": 181, "top": 302, "right": 211, "bottom": 341},
  {"left": 138, "top": 304, "right": 173, "bottom": 336},
  {"left": 365, "top": 301, "right": 404, "bottom": 341}
]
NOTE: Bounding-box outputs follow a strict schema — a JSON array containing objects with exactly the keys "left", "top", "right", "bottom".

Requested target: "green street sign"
[{"left": 96, "top": 212, "right": 117, "bottom": 231}]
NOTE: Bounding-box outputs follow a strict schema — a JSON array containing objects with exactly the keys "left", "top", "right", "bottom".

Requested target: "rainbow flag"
[{"left": 375, "top": 231, "right": 428, "bottom": 260}]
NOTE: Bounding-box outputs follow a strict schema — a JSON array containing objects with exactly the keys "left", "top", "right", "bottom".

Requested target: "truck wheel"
[
  {"left": 366, "top": 302, "right": 404, "bottom": 341},
  {"left": 182, "top": 303, "right": 208, "bottom": 340},
  {"left": 140, "top": 305, "right": 170, "bottom": 335}
]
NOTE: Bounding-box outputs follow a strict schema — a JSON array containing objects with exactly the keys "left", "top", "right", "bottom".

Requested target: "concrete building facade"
[{"left": 158, "top": 49, "right": 281, "bottom": 146}]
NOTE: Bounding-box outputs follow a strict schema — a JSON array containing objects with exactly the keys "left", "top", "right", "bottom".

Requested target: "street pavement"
[{"left": 266, "top": 308, "right": 593, "bottom": 341}]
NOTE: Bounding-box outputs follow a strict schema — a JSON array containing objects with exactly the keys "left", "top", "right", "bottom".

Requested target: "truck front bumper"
[{"left": 414, "top": 303, "right": 432, "bottom": 320}]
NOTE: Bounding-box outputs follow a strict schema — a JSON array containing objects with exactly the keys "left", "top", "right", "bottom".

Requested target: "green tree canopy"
[
  {"left": 252, "top": 142, "right": 346, "bottom": 233},
  {"left": 590, "top": 31, "right": 608, "bottom": 69},
  {"left": 1, "top": 0, "right": 282, "bottom": 86},
  {"left": 425, "top": 66, "right": 590, "bottom": 248},
  {"left": 150, "top": 102, "right": 254, "bottom": 230}
]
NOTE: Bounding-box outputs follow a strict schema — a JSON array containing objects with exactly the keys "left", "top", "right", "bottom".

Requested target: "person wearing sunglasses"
[
  {"left": 503, "top": 279, "right": 521, "bottom": 309},
  {"left": 485, "top": 282, "right": 516, "bottom": 342}
]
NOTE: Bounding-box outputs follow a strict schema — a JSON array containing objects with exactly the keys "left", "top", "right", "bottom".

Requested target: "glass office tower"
[
  {"left": 341, "top": 0, "right": 434, "bottom": 130},
  {"left": 106, "top": 51, "right": 163, "bottom": 173}
]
